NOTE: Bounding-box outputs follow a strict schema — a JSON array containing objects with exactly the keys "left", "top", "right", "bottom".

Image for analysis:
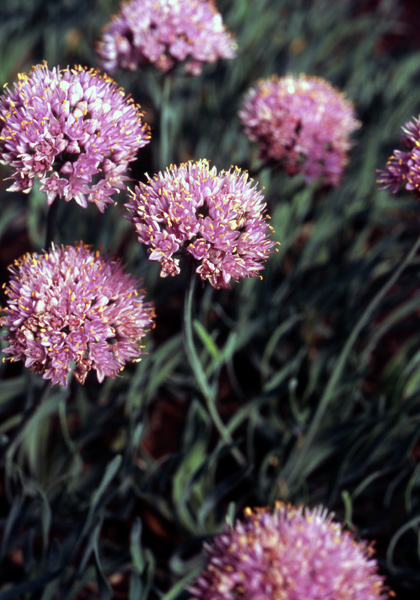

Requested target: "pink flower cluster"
[
  {"left": 377, "top": 115, "right": 420, "bottom": 198},
  {"left": 125, "top": 160, "right": 276, "bottom": 289},
  {"left": 0, "top": 63, "right": 150, "bottom": 211},
  {"left": 0, "top": 243, "right": 154, "bottom": 386},
  {"left": 189, "top": 502, "right": 390, "bottom": 600},
  {"left": 239, "top": 74, "right": 361, "bottom": 186},
  {"left": 97, "top": 0, "right": 237, "bottom": 75}
]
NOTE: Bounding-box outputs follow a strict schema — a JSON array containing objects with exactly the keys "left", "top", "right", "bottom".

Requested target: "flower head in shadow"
[
  {"left": 0, "top": 243, "right": 155, "bottom": 386},
  {"left": 239, "top": 74, "right": 361, "bottom": 187},
  {"left": 126, "top": 159, "right": 276, "bottom": 289},
  {"left": 377, "top": 115, "right": 420, "bottom": 198},
  {"left": 0, "top": 62, "right": 150, "bottom": 211},
  {"left": 189, "top": 502, "right": 389, "bottom": 600},
  {"left": 97, "top": 0, "right": 237, "bottom": 75}
]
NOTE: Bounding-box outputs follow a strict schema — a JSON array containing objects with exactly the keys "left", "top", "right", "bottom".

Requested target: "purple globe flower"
[
  {"left": 125, "top": 159, "right": 277, "bottom": 289},
  {"left": 377, "top": 116, "right": 420, "bottom": 198},
  {"left": 97, "top": 0, "right": 237, "bottom": 75},
  {"left": 189, "top": 502, "right": 390, "bottom": 600},
  {"left": 238, "top": 74, "right": 361, "bottom": 187},
  {"left": 0, "top": 62, "right": 150, "bottom": 211},
  {"left": 0, "top": 243, "right": 155, "bottom": 387}
]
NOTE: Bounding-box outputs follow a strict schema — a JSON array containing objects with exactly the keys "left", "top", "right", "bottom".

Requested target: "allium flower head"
[
  {"left": 377, "top": 115, "right": 420, "bottom": 198},
  {"left": 0, "top": 243, "right": 155, "bottom": 386},
  {"left": 189, "top": 502, "right": 390, "bottom": 600},
  {"left": 125, "top": 159, "right": 276, "bottom": 289},
  {"left": 97, "top": 0, "right": 237, "bottom": 75},
  {"left": 0, "top": 62, "right": 150, "bottom": 211},
  {"left": 239, "top": 74, "right": 361, "bottom": 187}
]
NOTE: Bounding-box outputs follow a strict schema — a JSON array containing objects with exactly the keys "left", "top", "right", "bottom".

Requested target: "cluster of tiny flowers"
[
  {"left": 377, "top": 115, "right": 420, "bottom": 198},
  {"left": 238, "top": 74, "right": 361, "bottom": 187},
  {"left": 0, "top": 62, "right": 150, "bottom": 211},
  {"left": 189, "top": 502, "right": 390, "bottom": 600},
  {"left": 125, "top": 159, "right": 276, "bottom": 289},
  {"left": 0, "top": 244, "right": 155, "bottom": 386},
  {"left": 97, "top": 0, "right": 237, "bottom": 75}
]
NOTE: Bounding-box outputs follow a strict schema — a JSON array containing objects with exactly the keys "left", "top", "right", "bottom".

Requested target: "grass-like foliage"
[{"left": 1, "top": 0, "right": 420, "bottom": 598}]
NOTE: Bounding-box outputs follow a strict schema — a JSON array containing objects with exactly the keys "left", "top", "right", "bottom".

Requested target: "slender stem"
[
  {"left": 183, "top": 271, "right": 246, "bottom": 467},
  {"left": 45, "top": 199, "right": 59, "bottom": 249},
  {"left": 159, "top": 75, "right": 172, "bottom": 170},
  {"left": 183, "top": 273, "right": 212, "bottom": 400},
  {"left": 285, "top": 234, "right": 420, "bottom": 488}
]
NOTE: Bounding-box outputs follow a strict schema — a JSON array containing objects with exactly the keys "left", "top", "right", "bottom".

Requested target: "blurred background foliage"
[{"left": 1, "top": 0, "right": 420, "bottom": 598}]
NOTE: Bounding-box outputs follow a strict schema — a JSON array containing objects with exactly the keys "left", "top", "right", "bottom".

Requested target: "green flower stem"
[
  {"left": 183, "top": 272, "right": 246, "bottom": 467},
  {"left": 159, "top": 74, "right": 172, "bottom": 170},
  {"left": 285, "top": 233, "right": 420, "bottom": 490},
  {"left": 45, "top": 199, "right": 59, "bottom": 249}
]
